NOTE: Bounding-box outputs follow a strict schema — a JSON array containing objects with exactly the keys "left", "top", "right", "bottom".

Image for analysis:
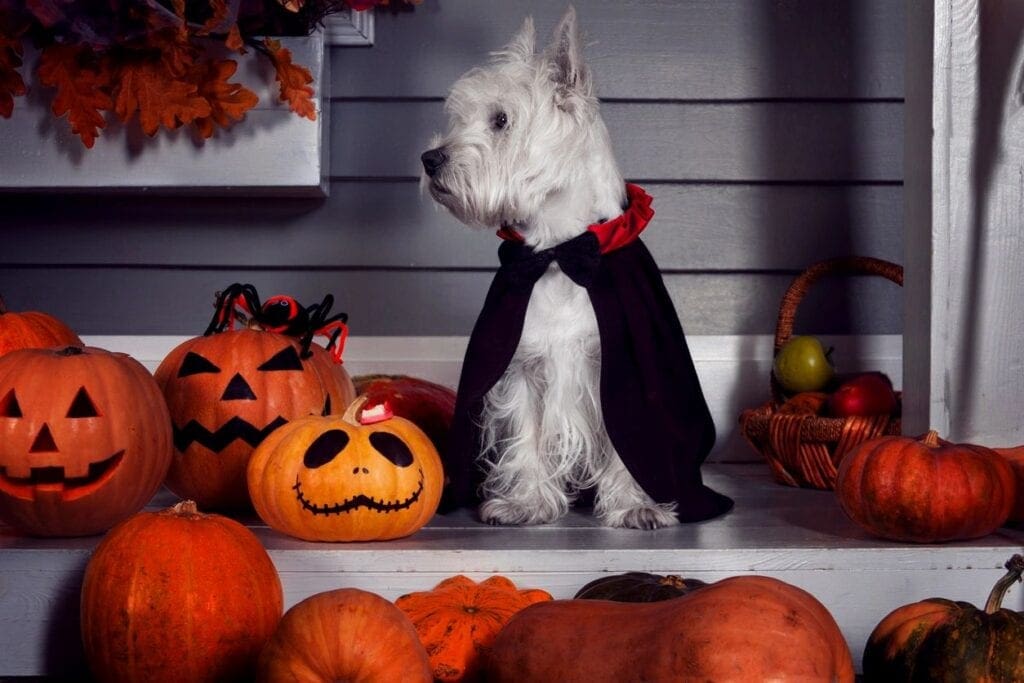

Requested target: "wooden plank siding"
[{"left": 0, "top": 0, "right": 904, "bottom": 337}]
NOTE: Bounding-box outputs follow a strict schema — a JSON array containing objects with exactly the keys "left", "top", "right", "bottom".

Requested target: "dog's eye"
[{"left": 493, "top": 111, "right": 508, "bottom": 131}]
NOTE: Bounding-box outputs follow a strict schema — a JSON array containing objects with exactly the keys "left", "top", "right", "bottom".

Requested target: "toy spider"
[{"left": 205, "top": 283, "right": 349, "bottom": 363}]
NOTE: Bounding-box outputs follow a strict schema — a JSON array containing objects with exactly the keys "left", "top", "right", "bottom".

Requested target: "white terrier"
[{"left": 423, "top": 7, "right": 732, "bottom": 529}]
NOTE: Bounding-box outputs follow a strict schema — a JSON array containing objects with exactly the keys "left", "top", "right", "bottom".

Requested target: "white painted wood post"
[{"left": 904, "top": 0, "right": 1024, "bottom": 446}]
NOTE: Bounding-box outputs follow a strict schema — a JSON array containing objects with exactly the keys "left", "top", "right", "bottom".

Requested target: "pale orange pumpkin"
[
  {"left": 485, "top": 575, "right": 854, "bottom": 682},
  {"left": 0, "top": 346, "right": 172, "bottom": 536},
  {"left": 0, "top": 295, "right": 82, "bottom": 358},
  {"left": 248, "top": 396, "right": 443, "bottom": 541},
  {"left": 257, "top": 588, "right": 432, "bottom": 683},
  {"left": 81, "top": 501, "right": 283, "bottom": 683},
  {"left": 396, "top": 575, "right": 553, "bottom": 682},
  {"left": 155, "top": 328, "right": 355, "bottom": 511}
]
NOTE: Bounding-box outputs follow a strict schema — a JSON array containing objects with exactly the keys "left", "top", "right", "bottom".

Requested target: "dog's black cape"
[{"left": 443, "top": 229, "right": 734, "bottom": 522}]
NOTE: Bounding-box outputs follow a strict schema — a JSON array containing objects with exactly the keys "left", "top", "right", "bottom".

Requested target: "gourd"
[
  {"left": 863, "top": 554, "right": 1024, "bottom": 681},
  {"left": 395, "top": 575, "right": 552, "bottom": 682},
  {"left": 836, "top": 431, "right": 1015, "bottom": 542},
  {"left": 81, "top": 501, "right": 283, "bottom": 683},
  {"left": 257, "top": 588, "right": 432, "bottom": 683},
  {"left": 573, "top": 571, "right": 705, "bottom": 602},
  {"left": 485, "top": 575, "right": 854, "bottom": 682}
]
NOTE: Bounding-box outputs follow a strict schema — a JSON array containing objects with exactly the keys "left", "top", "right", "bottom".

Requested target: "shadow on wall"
[{"left": 952, "top": 0, "right": 1024, "bottom": 438}]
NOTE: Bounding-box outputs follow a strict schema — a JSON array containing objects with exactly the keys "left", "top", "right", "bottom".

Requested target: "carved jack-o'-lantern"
[
  {"left": 0, "top": 346, "right": 173, "bottom": 536},
  {"left": 248, "top": 396, "right": 444, "bottom": 541},
  {"left": 155, "top": 329, "right": 356, "bottom": 512}
]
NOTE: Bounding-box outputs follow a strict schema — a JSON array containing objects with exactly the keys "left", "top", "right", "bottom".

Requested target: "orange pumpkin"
[
  {"left": 248, "top": 396, "right": 444, "bottom": 541},
  {"left": 485, "top": 575, "right": 854, "bottom": 682},
  {"left": 155, "top": 328, "right": 355, "bottom": 511},
  {"left": 396, "top": 575, "right": 553, "bottom": 682},
  {"left": 0, "top": 294, "right": 82, "bottom": 358},
  {"left": 354, "top": 374, "right": 456, "bottom": 452},
  {"left": 994, "top": 445, "right": 1024, "bottom": 522},
  {"left": 257, "top": 588, "right": 432, "bottom": 683},
  {"left": 836, "top": 430, "right": 1016, "bottom": 542},
  {"left": 0, "top": 346, "right": 172, "bottom": 536},
  {"left": 81, "top": 501, "right": 283, "bottom": 683}
]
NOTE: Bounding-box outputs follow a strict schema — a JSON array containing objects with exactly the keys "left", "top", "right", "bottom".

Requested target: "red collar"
[{"left": 496, "top": 184, "right": 654, "bottom": 255}]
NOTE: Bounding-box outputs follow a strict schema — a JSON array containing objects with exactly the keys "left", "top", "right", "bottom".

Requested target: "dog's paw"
[
  {"left": 603, "top": 505, "right": 678, "bottom": 530},
  {"left": 479, "top": 498, "right": 560, "bottom": 526}
]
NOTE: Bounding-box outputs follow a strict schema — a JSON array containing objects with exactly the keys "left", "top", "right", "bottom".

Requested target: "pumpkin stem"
[
  {"left": 984, "top": 554, "right": 1024, "bottom": 614},
  {"left": 921, "top": 430, "right": 941, "bottom": 448},
  {"left": 342, "top": 395, "right": 370, "bottom": 426},
  {"left": 57, "top": 346, "right": 85, "bottom": 356},
  {"left": 170, "top": 500, "right": 201, "bottom": 516}
]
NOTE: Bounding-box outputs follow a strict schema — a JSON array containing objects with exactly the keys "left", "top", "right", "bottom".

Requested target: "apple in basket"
[
  {"left": 828, "top": 372, "right": 898, "bottom": 417},
  {"left": 773, "top": 336, "right": 835, "bottom": 394}
]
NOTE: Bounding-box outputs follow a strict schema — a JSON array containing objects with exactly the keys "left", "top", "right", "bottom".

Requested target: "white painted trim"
[
  {"left": 324, "top": 8, "right": 374, "bottom": 46},
  {"left": 82, "top": 334, "right": 903, "bottom": 462}
]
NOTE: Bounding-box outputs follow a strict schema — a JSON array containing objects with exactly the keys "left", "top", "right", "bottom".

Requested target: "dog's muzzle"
[{"left": 421, "top": 148, "right": 448, "bottom": 177}]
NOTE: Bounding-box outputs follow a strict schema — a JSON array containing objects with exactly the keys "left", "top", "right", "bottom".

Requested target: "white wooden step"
[{"left": 2, "top": 463, "right": 1023, "bottom": 677}]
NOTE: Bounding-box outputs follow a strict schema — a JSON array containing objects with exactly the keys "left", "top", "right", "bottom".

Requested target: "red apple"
[{"left": 828, "top": 372, "right": 898, "bottom": 417}]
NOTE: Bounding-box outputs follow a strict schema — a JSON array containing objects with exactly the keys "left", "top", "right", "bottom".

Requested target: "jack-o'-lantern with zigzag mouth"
[
  {"left": 0, "top": 346, "right": 173, "bottom": 536},
  {"left": 248, "top": 396, "right": 444, "bottom": 541},
  {"left": 155, "top": 286, "right": 355, "bottom": 512}
]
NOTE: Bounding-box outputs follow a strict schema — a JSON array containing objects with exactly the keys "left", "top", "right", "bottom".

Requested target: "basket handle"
[{"left": 771, "top": 256, "right": 903, "bottom": 402}]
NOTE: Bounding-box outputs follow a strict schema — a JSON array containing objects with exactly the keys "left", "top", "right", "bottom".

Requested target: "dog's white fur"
[{"left": 423, "top": 7, "right": 677, "bottom": 529}]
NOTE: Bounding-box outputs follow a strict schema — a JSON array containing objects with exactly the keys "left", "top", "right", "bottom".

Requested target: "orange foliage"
[
  {"left": 264, "top": 37, "right": 317, "bottom": 121},
  {"left": 36, "top": 45, "right": 114, "bottom": 148},
  {"left": 192, "top": 60, "right": 260, "bottom": 139},
  {"left": 0, "top": 36, "right": 26, "bottom": 119}
]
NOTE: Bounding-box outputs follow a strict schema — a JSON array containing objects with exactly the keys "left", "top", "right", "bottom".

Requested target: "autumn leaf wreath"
[{"left": 0, "top": 0, "right": 418, "bottom": 147}]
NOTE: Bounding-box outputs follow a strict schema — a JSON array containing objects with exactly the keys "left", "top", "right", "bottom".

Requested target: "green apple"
[{"left": 773, "top": 336, "right": 834, "bottom": 394}]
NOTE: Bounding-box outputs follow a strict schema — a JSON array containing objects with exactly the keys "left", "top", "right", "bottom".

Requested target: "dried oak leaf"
[
  {"left": 36, "top": 45, "right": 114, "bottom": 147},
  {"left": 191, "top": 58, "right": 258, "bottom": 138},
  {"left": 264, "top": 37, "right": 316, "bottom": 121},
  {"left": 225, "top": 23, "right": 245, "bottom": 52},
  {"left": 115, "top": 58, "right": 212, "bottom": 136},
  {"left": 0, "top": 36, "right": 27, "bottom": 118}
]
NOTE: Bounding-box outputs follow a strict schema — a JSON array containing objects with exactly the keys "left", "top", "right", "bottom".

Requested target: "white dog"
[{"left": 423, "top": 7, "right": 731, "bottom": 529}]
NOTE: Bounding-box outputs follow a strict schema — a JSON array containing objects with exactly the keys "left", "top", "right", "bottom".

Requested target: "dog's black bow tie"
[{"left": 497, "top": 232, "right": 602, "bottom": 290}]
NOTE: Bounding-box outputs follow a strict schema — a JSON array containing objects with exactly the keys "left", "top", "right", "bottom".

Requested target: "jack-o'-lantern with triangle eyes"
[
  {"left": 154, "top": 285, "right": 355, "bottom": 512},
  {"left": 248, "top": 397, "right": 444, "bottom": 541},
  {"left": 0, "top": 346, "right": 173, "bottom": 536}
]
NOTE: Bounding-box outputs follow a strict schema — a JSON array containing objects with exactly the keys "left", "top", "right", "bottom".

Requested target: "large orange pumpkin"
[
  {"left": 248, "top": 396, "right": 444, "bottom": 541},
  {"left": 395, "top": 575, "right": 553, "bottom": 682},
  {"left": 155, "top": 328, "right": 355, "bottom": 511},
  {"left": 0, "top": 346, "right": 172, "bottom": 536},
  {"left": 0, "top": 294, "right": 82, "bottom": 358},
  {"left": 485, "top": 575, "right": 854, "bottom": 682},
  {"left": 81, "top": 501, "right": 284, "bottom": 683},
  {"left": 836, "top": 430, "right": 1016, "bottom": 542},
  {"left": 257, "top": 588, "right": 432, "bottom": 683},
  {"left": 863, "top": 554, "right": 1024, "bottom": 681}
]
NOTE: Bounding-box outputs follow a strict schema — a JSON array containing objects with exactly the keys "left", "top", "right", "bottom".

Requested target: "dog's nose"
[{"left": 421, "top": 148, "right": 448, "bottom": 177}]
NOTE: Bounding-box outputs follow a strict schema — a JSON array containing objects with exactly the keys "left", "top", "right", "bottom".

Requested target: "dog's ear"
[
  {"left": 547, "top": 6, "right": 593, "bottom": 111},
  {"left": 493, "top": 16, "right": 535, "bottom": 63}
]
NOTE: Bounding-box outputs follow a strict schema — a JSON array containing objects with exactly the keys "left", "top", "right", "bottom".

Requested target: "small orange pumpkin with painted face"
[
  {"left": 248, "top": 397, "right": 443, "bottom": 541},
  {"left": 0, "top": 346, "right": 173, "bottom": 536}
]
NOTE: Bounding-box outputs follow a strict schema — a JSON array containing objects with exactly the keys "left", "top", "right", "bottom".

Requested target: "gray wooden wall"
[{"left": 0, "top": 0, "right": 904, "bottom": 337}]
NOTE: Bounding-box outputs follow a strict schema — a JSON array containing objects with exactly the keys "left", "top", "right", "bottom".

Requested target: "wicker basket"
[{"left": 739, "top": 256, "right": 904, "bottom": 490}]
